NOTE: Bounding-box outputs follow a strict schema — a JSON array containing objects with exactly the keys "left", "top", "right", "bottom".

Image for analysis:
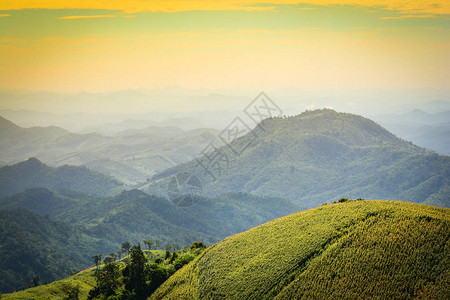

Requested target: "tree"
[
  {"left": 122, "top": 241, "right": 131, "bottom": 258},
  {"left": 123, "top": 244, "right": 148, "bottom": 298},
  {"left": 95, "top": 262, "right": 121, "bottom": 298},
  {"left": 155, "top": 239, "right": 162, "bottom": 250},
  {"left": 92, "top": 253, "right": 102, "bottom": 273},
  {"left": 190, "top": 241, "right": 206, "bottom": 249},
  {"left": 147, "top": 263, "right": 169, "bottom": 294},
  {"left": 61, "top": 283, "right": 80, "bottom": 300},
  {"left": 103, "top": 252, "right": 116, "bottom": 264},
  {"left": 32, "top": 274, "right": 40, "bottom": 287},
  {"left": 116, "top": 249, "right": 122, "bottom": 260},
  {"left": 143, "top": 239, "right": 154, "bottom": 250}
]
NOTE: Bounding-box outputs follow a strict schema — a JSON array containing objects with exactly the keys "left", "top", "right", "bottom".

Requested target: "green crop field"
[{"left": 150, "top": 200, "right": 450, "bottom": 299}]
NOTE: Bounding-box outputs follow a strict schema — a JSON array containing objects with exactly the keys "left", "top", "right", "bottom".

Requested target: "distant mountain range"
[
  {"left": 372, "top": 109, "right": 450, "bottom": 155},
  {"left": 0, "top": 116, "right": 220, "bottom": 184},
  {"left": 142, "top": 109, "right": 450, "bottom": 208}
]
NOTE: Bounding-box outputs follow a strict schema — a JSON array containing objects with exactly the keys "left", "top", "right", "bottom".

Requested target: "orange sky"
[{"left": 0, "top": 1, "right": 448, "bottom": 92}]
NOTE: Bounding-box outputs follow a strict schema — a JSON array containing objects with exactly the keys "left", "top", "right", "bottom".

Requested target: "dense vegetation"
[
  {"left": 0, "top": 189, "right": 299, "bottom": 293},
  {"left": 0, "top": 209, "right": 112, "bottom": 293},
  {"left": 151, "top": 200, "right": 450, "bottom": 299},
  {"left": 2, "top": 244, "right": 205, "bottom": 300},
  {"left": 0, "top": 158, "right": 124, "bottom": 197},
  {"left": 144, "top": 109, "right": 450, "bottom": 208},
  {"left": 0, "top": 188, "right": 299, "bottom": 246}
]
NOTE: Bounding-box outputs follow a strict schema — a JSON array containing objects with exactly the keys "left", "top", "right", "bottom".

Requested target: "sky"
[{"left": 0, "top": 1, "right": 449, "bottom": 95}]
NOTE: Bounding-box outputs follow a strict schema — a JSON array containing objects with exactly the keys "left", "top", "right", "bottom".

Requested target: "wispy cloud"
[
  {"left": 58, "top": 15, "right": 134, "bottom": 20},
  {"left": 380, "top": 15, "right": 437, "bottom": 20},
  {"left": 1, "top": 1, "right": 448, "bottom": 15},
  {"left": 0, "top": 14, "right": 11, "bottom": 17}
]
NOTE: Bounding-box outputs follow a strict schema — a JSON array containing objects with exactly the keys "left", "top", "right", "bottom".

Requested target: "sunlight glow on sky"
[{"left": 0, "top": 1, "right": 449, "bottom": 92}]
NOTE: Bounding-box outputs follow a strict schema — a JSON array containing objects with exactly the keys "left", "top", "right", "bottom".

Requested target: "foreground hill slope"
[
  {"left": 151, "top": 200, "right": 449, "bottom": 299},
  {"left": 144, "top": 109, "right": 450, "bottom": 208}
]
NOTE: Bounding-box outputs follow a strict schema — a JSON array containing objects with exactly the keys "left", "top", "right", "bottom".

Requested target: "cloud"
[
  {"left": 0, "top": 14, "right": 11, "bottom": 17},
  {"left": 58, "top": 15, "right": 134, "bottom": 20},
  {"left": 380, "top": 15, "right": 437, "bottom": 20},
  {"left": 1, "top": 1, "right": 448, "bottom": 15}
]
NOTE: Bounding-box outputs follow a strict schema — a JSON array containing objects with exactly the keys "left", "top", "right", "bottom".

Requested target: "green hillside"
[
  {"left": 0, "top": 209, "right": 113, "bottom": 293},
  {"left": 0, "top": 189, "right": 300, "bottom": 293},
  {"left": 0, "top": 158, "right": 125, "bottom": 197},
  {"left": 143, "top": 109, "right": 450, "bottom": 208},
  {"left": 0, "top": 188, "right": 300, "bottom": 246},
  {"left": 151, "top": 200, "right": 450, "bottom": 299},
  {"left": 1, "top": 247, "right": 198, "bottom": 300},
  {"left": 1, "top": 268, "right": 97, "bottom": 300}
]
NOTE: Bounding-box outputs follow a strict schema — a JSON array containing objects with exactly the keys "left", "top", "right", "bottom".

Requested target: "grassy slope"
[
  {"left": 1, "top": 269, "right": 97, "bottom": 300},
  {"left": 2, "top": 250, "right": 166, "bottom": 300},
  {"left": 150, "top": 200, "right": 449, "bottom": 299}
]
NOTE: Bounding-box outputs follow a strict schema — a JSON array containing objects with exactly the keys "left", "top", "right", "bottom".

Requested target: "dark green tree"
[
  {"left": 123, "top": 244, "right": 148, "bottom": 298},
  {"left": 155, "top": 239, "right": 162, "bottom": 250},
  {"left": 61, "top": 283, "right": 80, "bottom": 300},
  {"left": 122, "top": 241, "right": 131, "bottom": 258},
  {"left": 147, "top": 263, "right": 169, "bottom": 294},
  {"left": 97, "top": 262, "right": 121, "bottom": 297},
  {"left": 143, "top": 239, "right": 154, "bottom": 250},
  {"left": 165, "top": 243, "right": 173, "bottom": 252},
  {"left": 103, "top": 252, "right": 116, "bottom": 264},
  {"left": 190, "top": 241, "right": 206, "bottom": 249},
  {"left": 32, "top": 274, "right": 40, "bottom": 287},
  {"left": 92, "top": 253, "right": 102, "bottom": 272}
]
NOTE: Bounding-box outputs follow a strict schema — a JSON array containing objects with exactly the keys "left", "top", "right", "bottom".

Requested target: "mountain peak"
[
  {"left": 16, "top": 157, "right": 46, "bottom": 172},
  {"left": 0, "top": 115, "right": 21, "bottom": 132},
  {"left": 257, "top": 109, "right": 413, "bottom": 149}
]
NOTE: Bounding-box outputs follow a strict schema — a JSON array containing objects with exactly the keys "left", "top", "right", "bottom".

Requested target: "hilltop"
[
  {"left": 0, "top": 158, "right": 125, "bottom": 197},
  {"left": 151, "top": 200, "right": 450, "bottom": 299},
  {"left": 143, "top": 109, "right": 450, "bottom": 208}
]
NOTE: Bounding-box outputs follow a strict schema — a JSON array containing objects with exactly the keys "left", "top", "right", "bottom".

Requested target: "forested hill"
[
  {"left": 0, "top": 209, "right": 111, "bottom": 293},
  {"left": 0, "top": 189, "right": 300, "bottom": 293},
  {"left": 142, "top": 109, "right": 450, "bottom": 208},
  {"left": 0, "top": 158, "right": 125, "bottom": 197},
  {"left": 0, "top": 188, "right": 300, "bottom": 245}
]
